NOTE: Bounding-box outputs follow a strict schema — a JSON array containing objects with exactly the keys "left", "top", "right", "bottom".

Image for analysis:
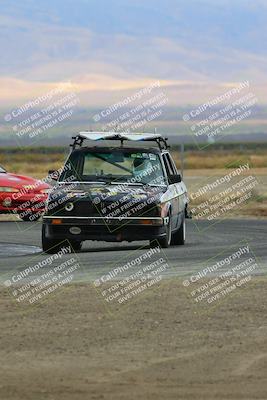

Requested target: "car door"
[
  {"left": 161, "top": 153, "right": 180, "bottom": 229},
  {"left": 166, "top": 152, "right": 188, "bottom": 217}
]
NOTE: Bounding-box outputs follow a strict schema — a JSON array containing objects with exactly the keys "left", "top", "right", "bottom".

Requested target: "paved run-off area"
[
  {"left": 0, "top": 218, "right": 266, "bottom": 399},
  {"left": 0, "top": 219, "right": 266, "bottom": 279}
]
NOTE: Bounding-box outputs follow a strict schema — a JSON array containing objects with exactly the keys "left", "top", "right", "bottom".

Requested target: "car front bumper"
[
  {"left": 42, "top": 216, "right": 168, "bottom": 242},
  {"left": 0, "top": 193, "right": 47, "bottom": 214}
]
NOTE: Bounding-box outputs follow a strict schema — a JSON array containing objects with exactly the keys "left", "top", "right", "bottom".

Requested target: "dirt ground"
[{"left": 0, "top": 278, "right": 267, "bottom": 400}]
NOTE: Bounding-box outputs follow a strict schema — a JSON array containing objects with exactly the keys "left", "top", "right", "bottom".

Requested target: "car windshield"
[
  {"left": 59, "top": 149, "right": 166, "bottom": 186},
  {"left": 0, "top": 166, "right": 6, "bottom": 173}
]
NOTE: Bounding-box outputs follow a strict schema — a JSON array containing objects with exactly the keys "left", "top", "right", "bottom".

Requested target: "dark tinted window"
[
  {"left": 162, "top": 154, "right": 172, "bottom": 177},
  {"left": 60, "top": 149, "right": 166, "bottom": 185},
  {"left": 166, "top": 153, "right": 177, "bottom": 174}
]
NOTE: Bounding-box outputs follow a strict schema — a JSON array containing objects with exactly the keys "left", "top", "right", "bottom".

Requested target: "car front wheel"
[
  {"left": 42, "top": 225, "right": 64, "bottom": 254},
  {"left": 150, "top": 213, "right": 172, "bottom": 249},
  {"left": 42, "top": 225, "right": 82, "bottom": 254},
  {"left": 171, "top": 213, "right": 185, "bottom": 245}
]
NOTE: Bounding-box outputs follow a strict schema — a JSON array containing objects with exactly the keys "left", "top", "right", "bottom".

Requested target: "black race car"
[{"left": 42, "top": 132, "right": 189, "bottom": 253}]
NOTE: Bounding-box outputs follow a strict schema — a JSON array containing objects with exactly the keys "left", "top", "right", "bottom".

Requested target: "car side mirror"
[
  {"left": 169, "top": 174, "right": 182, "bottom": 184},
  {"left": 48, "top": 170, "right": 59, "bottom": 181}
]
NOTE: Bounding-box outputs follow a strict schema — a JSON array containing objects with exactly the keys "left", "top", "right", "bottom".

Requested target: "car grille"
[{"left": 49, "top": 199, "right": 159, "bottom": 218}]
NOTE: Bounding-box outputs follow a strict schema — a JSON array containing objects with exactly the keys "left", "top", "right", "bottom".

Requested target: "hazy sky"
[{"left": 1, "top": 0, "right": 266, "bottom": 106}]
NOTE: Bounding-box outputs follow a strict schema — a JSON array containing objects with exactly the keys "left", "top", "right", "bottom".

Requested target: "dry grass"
[
  {"left": 0, "top": 147, "right": 266, "bottom": 218},
  {"left": 189, "top": 190, "right": 267, "bottom": 218},
  {"left": 173, "top": 151, "right": 267, "bottom": 170},
  {"left": 1, "top": 152, "right": 66, "bottom": 179},
  {"left": 1, "top": 149, "right": 267, "bottom": 179}
]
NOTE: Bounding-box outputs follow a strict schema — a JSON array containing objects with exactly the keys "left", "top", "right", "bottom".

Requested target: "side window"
[
  {"left": 162, "top": 154, "right": 172, "bottom": 178},
  {"left": 166, "top": 153, "right": 178, "bottom": 174}
]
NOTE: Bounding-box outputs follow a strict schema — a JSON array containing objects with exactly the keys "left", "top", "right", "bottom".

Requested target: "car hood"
[
  {"left": 47, "top": 182, "right": 167, "bottom": 218},
  {"left": 54, "top": 182, "right": 167, "bottom": 201},
  {"left": 0, "top": 172, "right": 50, "bottom": 191}
]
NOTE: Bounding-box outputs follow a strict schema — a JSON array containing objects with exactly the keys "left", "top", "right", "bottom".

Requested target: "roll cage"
[{"left": 70, "top": 132, "right": 170, "bottom": 151}]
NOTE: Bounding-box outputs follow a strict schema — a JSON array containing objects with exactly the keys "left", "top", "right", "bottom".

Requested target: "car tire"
[
  {"left": 42, "top": 226, "right": 83, "bottom": 254},
  {"left": 150, "top": 213, "right": 172, "bottom": 249},
  {"left": 70, "top": 241, "right": 82, "bottom": 252},
  {"left": 42, "top": 225, "right": 65, "bottom": 254},
  {"left": 171, "top": 213, "right": 185, "bottom": 246}
]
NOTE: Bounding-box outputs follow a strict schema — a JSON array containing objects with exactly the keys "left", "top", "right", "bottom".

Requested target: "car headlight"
[
  {"left": 65, "top": 202, "right": 74, "bottom": 212},
  {"left": 0, "top": 187, "right": 20, "bottom": 193}
]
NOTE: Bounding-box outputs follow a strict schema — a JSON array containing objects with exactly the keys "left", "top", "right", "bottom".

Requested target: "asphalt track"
[{"left": 0, "top": 218, "right": 266, "bottom": 286}]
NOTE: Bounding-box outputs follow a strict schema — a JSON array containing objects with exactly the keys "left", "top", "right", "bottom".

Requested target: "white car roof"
[{"left": 78, "top": 132, "right": 163, "bottom": 142}]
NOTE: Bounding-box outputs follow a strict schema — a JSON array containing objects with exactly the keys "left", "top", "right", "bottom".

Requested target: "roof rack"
[{"left": 70, "top": 132, "right": 170, "bottom": 151}]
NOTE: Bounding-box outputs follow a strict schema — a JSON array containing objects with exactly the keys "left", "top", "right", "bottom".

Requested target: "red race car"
[{"left": 0, "top": 165, "right": 51, "bottom": 221}]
